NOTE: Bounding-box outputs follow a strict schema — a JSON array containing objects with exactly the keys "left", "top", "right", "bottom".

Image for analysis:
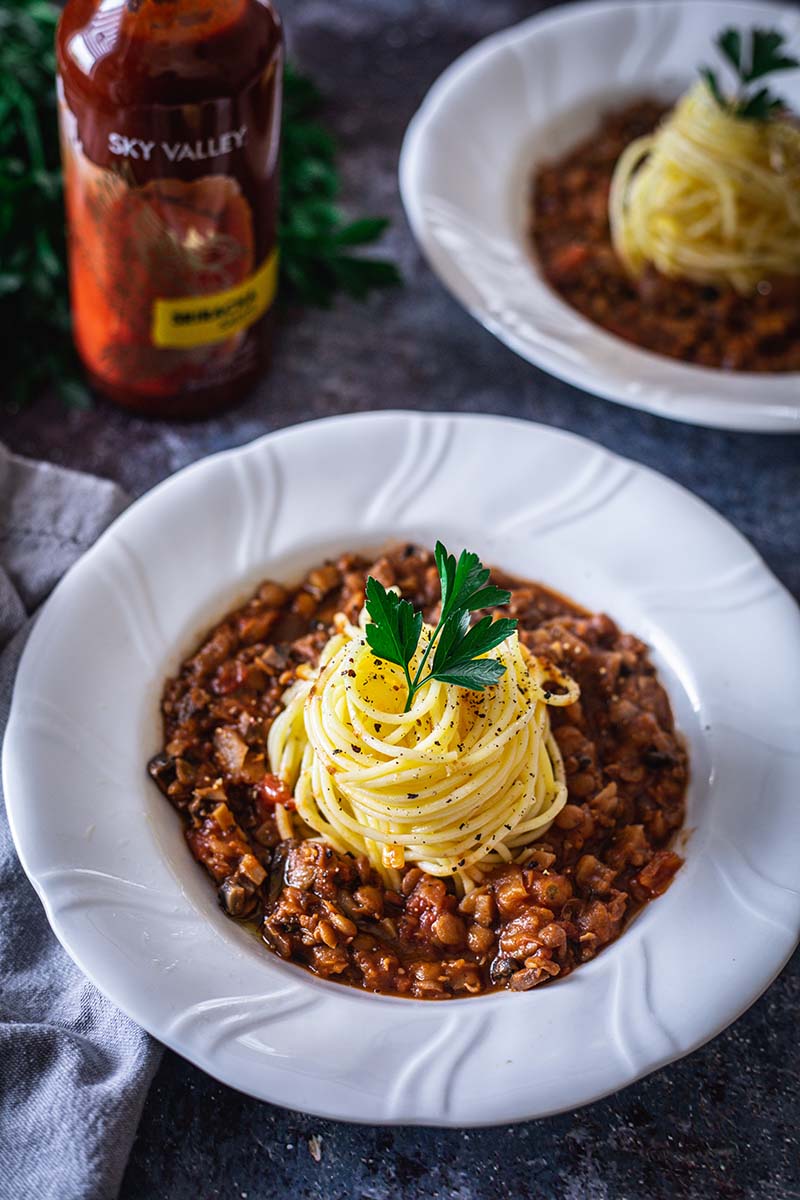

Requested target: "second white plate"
[{"left": 399, "top": 0, "right": 800, "bottom": 432}]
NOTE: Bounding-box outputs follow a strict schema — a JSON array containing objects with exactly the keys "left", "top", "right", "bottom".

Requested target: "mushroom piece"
[
  {"left": 147, "top": 752, "right": 176, "bottom": 796},
  {"left": 219, "top": 877, "right": 258, "bottom": 919}
]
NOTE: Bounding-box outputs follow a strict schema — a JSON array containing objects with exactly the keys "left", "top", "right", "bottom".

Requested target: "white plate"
[
  {"left": 399, "top": 0, "right": 800, "bottom": 433},
  {"left": 4, "top": 412, "right": 800, "bottom": 1124}
]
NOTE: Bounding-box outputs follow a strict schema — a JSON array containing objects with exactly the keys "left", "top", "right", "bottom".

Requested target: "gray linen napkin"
[{"left": 0, "top": 444, "right": 162, "bottom": 1200}]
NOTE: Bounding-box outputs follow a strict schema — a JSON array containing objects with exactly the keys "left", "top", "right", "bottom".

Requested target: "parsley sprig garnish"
[
  {"left": 701, "top": 27, "right": 799, "bottom": 120},
  {"left": 365, "top": 542, "right": 518, "bottom": 712}
]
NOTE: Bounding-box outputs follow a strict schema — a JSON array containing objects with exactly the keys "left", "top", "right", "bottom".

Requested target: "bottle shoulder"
[{"left": 57, "top": 0, "right": 282, "bottom": 108}]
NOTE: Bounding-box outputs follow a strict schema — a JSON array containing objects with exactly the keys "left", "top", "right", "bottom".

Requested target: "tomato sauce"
[{"left": 149, "top": 545, "right": 687, "bottom": 999}]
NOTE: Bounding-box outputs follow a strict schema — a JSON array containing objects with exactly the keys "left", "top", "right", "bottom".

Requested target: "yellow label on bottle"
[{"left": 151, "top": 250, "right": 278, "bottom": 349}]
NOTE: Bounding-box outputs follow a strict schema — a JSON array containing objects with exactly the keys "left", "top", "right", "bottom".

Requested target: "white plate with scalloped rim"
[
  {"left": 4, "top": 411, "right": 800, "bottom": 1124},
  {"left": 399, "top": 0, "right": 800, "bottom": 433}
]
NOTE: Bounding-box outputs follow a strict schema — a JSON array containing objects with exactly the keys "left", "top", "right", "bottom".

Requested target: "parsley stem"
[
  {"left": 404, "top": 619, "right": 447, "bottom": 711},
  {"left": 402, "top": 664, "right": 416, "bottom": 713},
  {"left": 409, "top": 618, "right": 444, "bottom": 693}
]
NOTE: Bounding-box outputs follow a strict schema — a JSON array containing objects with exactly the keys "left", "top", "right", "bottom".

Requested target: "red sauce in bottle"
[{"left": 56, "top": 0, "right": 283, "bottom": 418}]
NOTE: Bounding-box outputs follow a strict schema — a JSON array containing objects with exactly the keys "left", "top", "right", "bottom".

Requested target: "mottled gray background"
[{"left": 3, "top": 1, "right": 799, "bottom": 1196}]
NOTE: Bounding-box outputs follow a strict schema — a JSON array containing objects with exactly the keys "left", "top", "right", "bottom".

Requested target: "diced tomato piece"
[
  {"left": 256, "top": 772, "right": 296, "bottom": 815},
  {"left": 549, "top": 242, "right": 590, "bottom": 278},
  {"left": 212, "top": 659, "right": 249, "bottom": 695}
]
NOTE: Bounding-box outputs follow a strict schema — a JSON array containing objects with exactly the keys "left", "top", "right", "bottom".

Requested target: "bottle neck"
[{"left": 58, "top": 0, "right": 282, "bottom": 107}]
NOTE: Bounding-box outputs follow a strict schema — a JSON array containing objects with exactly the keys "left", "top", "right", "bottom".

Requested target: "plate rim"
[
  {"left": 4, "top": 410, "right": 800, "bottom": 1124},
  {"left": 398, "top": 0, "right": 800, "bottom": 434}
]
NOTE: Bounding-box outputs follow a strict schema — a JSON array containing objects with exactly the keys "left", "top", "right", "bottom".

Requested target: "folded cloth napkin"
[{"left": 0, "top": 444, "right": 161, "bottom": 1200}]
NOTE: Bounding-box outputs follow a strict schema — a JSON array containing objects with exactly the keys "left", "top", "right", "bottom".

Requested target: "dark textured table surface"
[{"left": 3, "top": 1, "right": 799, "bottom": 1196}]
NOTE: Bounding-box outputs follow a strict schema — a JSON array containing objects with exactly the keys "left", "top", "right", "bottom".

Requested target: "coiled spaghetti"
[
  {"left": 268, "top": 610, "right": 579, "bottom": 892},
  {"left": 609, "top": 81, "right": 800, "bottom": 294}
]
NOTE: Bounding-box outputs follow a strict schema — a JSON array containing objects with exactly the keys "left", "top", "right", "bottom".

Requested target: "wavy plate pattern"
[
  {"left": 496, "top": 451, "right": 633, "bottom": 539},
  {"left": 92, "top": 536, "right": 169, "bottom": 666},
  {"left": 632, "top": 558, "right": 782, "bottom": 614},
  {"left": 3, "top": 411, "right": 800, "bottom": 1125},
  {"left": 610, "top": 941, "right": 680, "bottom": 1073},
  {"left": 167, "top": 988, "right": 321, "bottom": 1057},
  {"left": 232, "top": 443, "right": 283, "bottom": 576},
  {"left": 707, "top": 836, "right": 800, "bottom": 939},
  {"left": 363, "top": 415, "right": 455, "bottom": 527},
  {"left": 12, "top": 694, "right": 135, "bottom": 783},
  {"left": 386, "top": 1010, "right": 490, "bottom": 1121},
  {"left": 36, "top": 867, "right": 196, "bottom": 924},
  {"left": 399, "top": 0, "right": 800, "bottom": 432}
]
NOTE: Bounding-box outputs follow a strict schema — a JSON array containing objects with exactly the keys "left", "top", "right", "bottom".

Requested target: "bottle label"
[
  {"left": 57, "top": 57, "right": 281, "bottom": 399},
  {"left": 152, "top": 249, "right": 278, "bottom": 348}
]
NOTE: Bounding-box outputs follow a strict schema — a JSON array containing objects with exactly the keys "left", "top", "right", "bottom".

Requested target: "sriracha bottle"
[{"left": 56, "top": 0, "right": 283, "bottom": 418}]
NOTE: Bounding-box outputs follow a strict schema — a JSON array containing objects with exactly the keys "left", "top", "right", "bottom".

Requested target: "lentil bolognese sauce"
[
  {"left": 531, "top": 99, "right": 800, "bottom": 372},
  {"left": 149, "top": 545, "right": 687, "bottom": 998}
]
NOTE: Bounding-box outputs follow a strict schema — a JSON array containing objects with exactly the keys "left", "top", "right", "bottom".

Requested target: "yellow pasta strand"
[
  {"left": 267, "top": 610, "right": 579, "bottom": 893},
  {"left": 609, "top": 82, "right": 800, "bottom": 294}
]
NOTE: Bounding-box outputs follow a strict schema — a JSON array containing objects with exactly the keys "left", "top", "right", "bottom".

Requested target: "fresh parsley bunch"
[
  {"left": 280, "top": 65, "right": 401, "bottom": 305},
  {"left": 1, "top": 0, "right": 85, "bottom": 411},
  {"left": 702, "top": 27, "right": 800, "bottom": 120},
  {"left": 1, "top": 1, "right": 399, "bottom": 412},
  {"left": 365, "top": 542, "right": 518, "bottom": 712}
]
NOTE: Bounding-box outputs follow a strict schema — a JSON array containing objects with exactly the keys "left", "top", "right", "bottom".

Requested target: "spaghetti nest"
[
  {"left": 268, "top": 610, "right": 579, "bottom": 892},
  {"left": 609, "top": 81, "right": 800, "bottom": 294}
]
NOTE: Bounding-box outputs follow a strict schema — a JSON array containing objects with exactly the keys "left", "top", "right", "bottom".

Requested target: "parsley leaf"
[
  {"left": 432, "top": 614, "right": 518, "bottom": 679},
  {"left": 746, "top": 29, "right": 800, "bottom": 82},
  {"left": 702, "top": 26, "right": 799, "bottom": 121},
  {"left": 738, "top": 86, "right": 784, "bottom": 121},
  {"left": 364, "top": 577, "right": 423, "bottom": 694},
  {"left": 434, "top": 541, "right": 512, "bottom": 624},
  {"left": 429, "top": 658, "right": 507, "bottom": 691},
  {"left": 718, "top": 29, "right": 743, "bottom": 74},
  {"left": 364, "top": 543, "right": 518, "bottom": 712},
  {"left": 699, "top": 67, "right": 726, "bottom": 110}
]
